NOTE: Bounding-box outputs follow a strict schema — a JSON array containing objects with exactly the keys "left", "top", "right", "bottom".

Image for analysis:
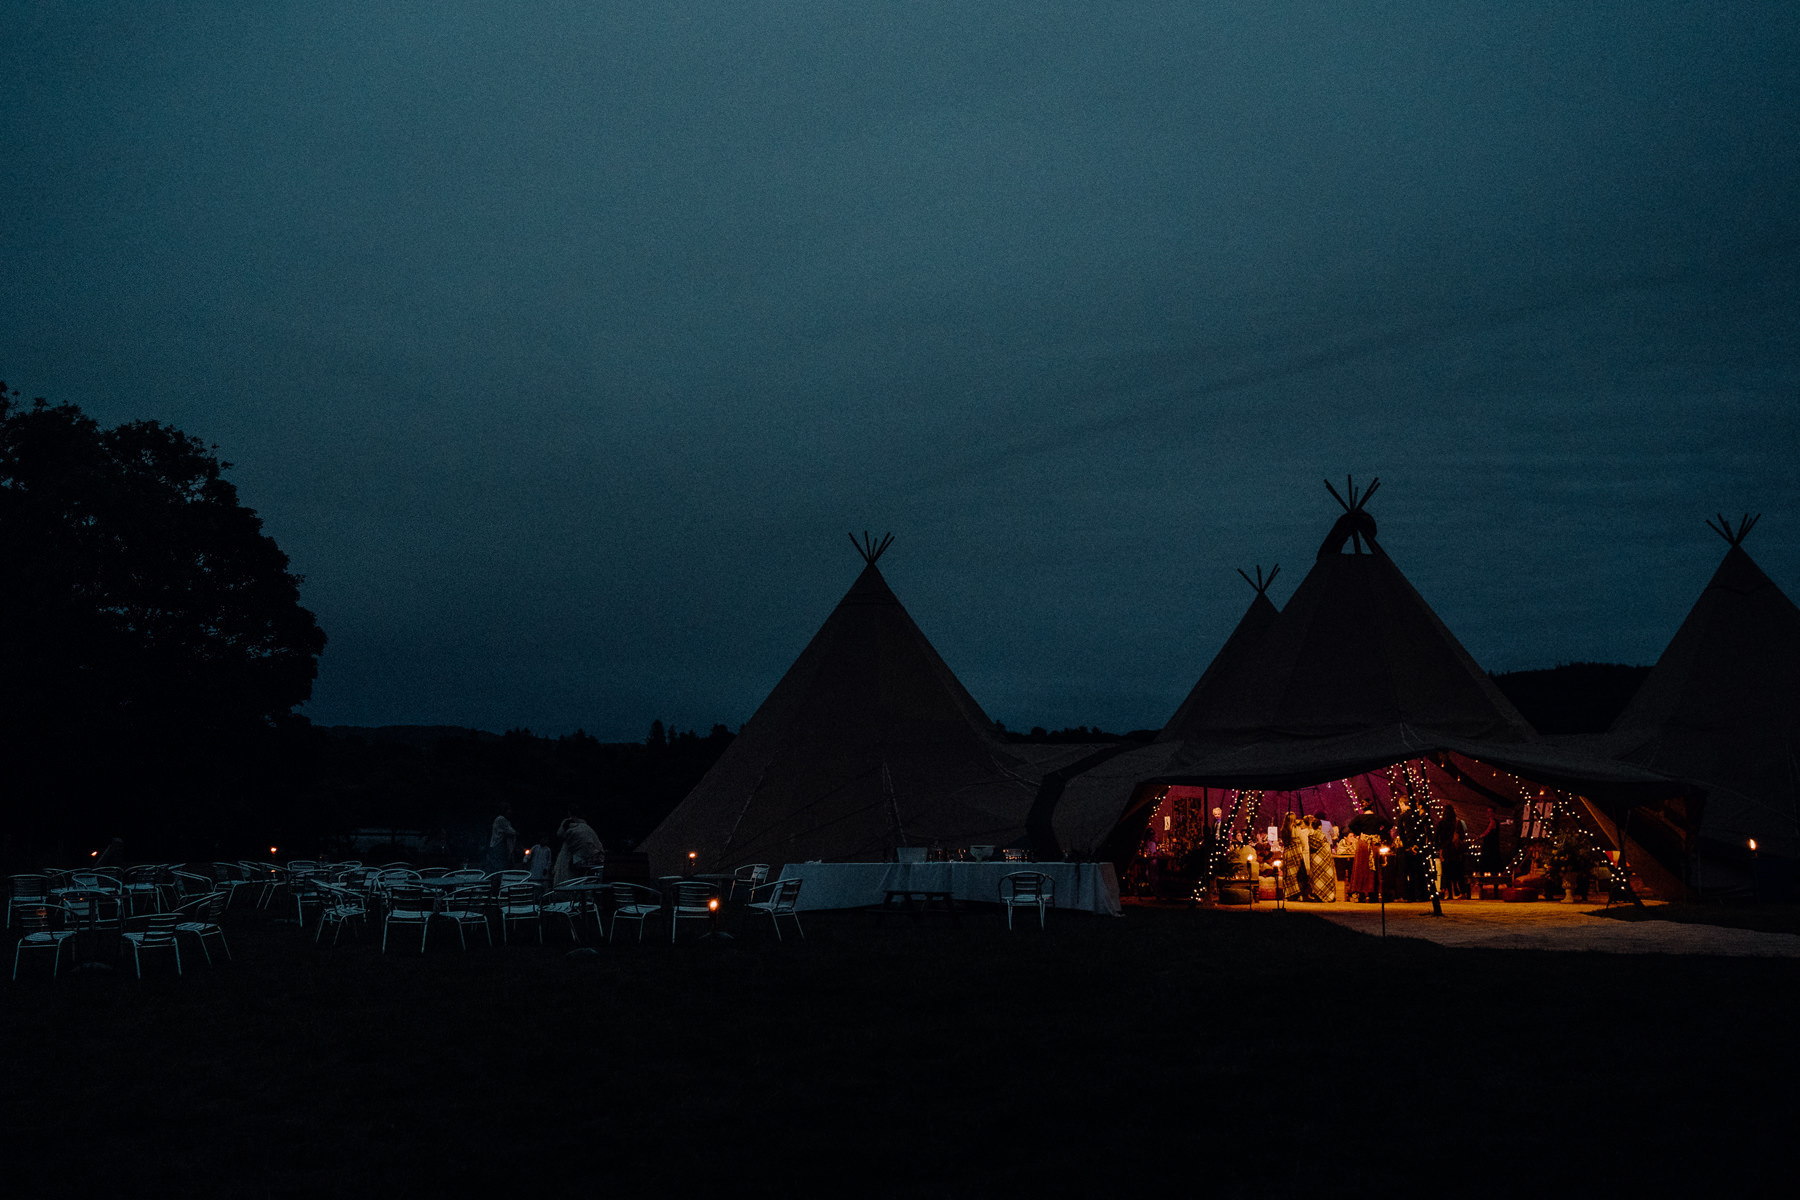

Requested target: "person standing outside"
[
  {"left": 488, "top": 806, "right": 518, "bottom": 872},
  {"left": 553, "top": 814, "right": 604, "bottom": 884}
]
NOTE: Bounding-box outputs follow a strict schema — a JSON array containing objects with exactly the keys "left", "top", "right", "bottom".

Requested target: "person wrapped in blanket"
[
  {"left": 1346, "top": 802, "right": 1389, "bottom": 901},
  {"left": 1305, "top": 814, "right": 1337, "bottom": 901},
  {"left": 1280, "top": 812, "right": 1309, "bottom": 900}
]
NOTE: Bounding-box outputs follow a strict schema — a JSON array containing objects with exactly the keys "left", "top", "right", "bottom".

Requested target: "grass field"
[{"left": 5, "top": 900, "right": 1795, "bottom": 1197}]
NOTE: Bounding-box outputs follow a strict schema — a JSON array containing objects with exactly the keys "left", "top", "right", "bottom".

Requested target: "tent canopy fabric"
[
  {"left": 1605, "top": 539, "right": 1800, "bottom": 862},
  {"left": 639, "top": 561, "right": 1039, "bottom": 875}
]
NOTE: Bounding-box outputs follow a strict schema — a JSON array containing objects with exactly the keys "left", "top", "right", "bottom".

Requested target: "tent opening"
[{"left": 1119, "top": 755, "right": 1646, "bottom": 905}]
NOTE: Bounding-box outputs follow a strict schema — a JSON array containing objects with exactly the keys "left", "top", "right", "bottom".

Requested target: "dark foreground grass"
[{"left": 4, "top": 904, "right": 1794, "bottom": 1197}]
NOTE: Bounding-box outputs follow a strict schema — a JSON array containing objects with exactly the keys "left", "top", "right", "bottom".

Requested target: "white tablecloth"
[{"left": 774, "top": 862, "right": 1122, "bottom": 916}]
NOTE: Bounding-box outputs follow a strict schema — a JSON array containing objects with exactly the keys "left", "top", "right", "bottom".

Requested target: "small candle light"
[
  {"left": 90, "top": 850, "right": 98, "bottom": 858},
  {"left": 708, "top": 897, "right": 719, "bottom": 912},
  {"left": 1749, "top": 838, "right": 1758, "bottom": 852}
]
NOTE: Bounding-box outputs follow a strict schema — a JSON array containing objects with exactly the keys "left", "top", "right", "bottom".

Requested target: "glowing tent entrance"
[{"left": 1121, "top": 752, "right": 1657, "bottom": 903}]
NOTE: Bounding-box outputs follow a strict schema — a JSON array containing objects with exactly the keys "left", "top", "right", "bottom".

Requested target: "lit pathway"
[{"left": 1266, "top": 899, "right": 1800, "bottom": 957}]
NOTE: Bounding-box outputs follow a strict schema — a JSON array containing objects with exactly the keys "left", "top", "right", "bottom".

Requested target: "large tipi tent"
[
  {"left": 1606, "top": 515, "right": 1800, "bottom": 890},
  {"left": 1045, "top": 480, "right": 1699, "bottom": 894},
  {"left": 640, "top": 536, "right": 1039, "bottom": 875}
]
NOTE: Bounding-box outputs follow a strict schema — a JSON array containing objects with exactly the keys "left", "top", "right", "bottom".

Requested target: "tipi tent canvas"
[
  {"left": 1607, "top": 515, "right": 1800, "bottom": 893},
  {"left": 1157, "top": 565, "right": 1281, "bottom": 744},
  {"left": 640, "top": 536, "right": 1039, "bottom": 875}
]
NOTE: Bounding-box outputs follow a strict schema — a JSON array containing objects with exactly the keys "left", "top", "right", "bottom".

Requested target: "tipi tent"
[
  {"left": 1158, "top": 565, "right": 1281, "bottom": 744},
  {"left": 1607, "top": 515, "right": 1800, "bottom": 890},
  {"left": 1045, "top": 480, "right": 1699, "bottom": 895},
  {"left": 640, "top": 536, "right": 1039, "bottom": 875}
]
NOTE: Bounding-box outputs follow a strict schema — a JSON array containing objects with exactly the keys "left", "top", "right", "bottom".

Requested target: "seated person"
[{"left": 1513, "top": 846, "right": 1553, "bottom": 897}]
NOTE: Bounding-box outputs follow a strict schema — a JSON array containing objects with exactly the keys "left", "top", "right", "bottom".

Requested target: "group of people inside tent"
[
  {"left": 1166, "top": 786, "right": 1490, "bottom": 903},
  {"left": 1253, "top": 800, "right": 1447, "bottom": 903}
]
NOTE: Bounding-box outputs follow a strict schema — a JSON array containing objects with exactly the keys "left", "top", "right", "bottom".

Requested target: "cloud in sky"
[{"left": 5, "top": 2, "right": 1797, "bottom": 737}]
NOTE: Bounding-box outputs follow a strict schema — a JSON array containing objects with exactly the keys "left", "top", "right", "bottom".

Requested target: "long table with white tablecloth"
[{"left": 774, "top": 861, "right": 1122, "bottom": 916}]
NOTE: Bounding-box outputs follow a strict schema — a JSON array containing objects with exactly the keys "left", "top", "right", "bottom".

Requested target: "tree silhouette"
[{"left": 0, "top": 386, "right": 326, "bottom": 847}]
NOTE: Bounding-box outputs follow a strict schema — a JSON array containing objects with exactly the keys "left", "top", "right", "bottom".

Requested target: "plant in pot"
[{"left": 1546, "top": 828, "right": 1599, "bottom": 901}]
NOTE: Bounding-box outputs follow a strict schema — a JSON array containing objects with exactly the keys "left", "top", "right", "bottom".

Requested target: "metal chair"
[
  {"left": 382, "top": 886, "right": 436, "bottom": 954},
  {"left": 742, "top": 877, "right": 805, "bottom": 941},
  {"left": 12, "top": 903, "right": 78, "bottom": 979},
  {"left": 289, "top": 873, "right": 327, "bottom": 928},
  {"left": 496, "top": 883, "right": 542, "bottom": 944},
  {"left": 170, "top": 869, "right": 217, "bottom": 904},
  {"left": 58, "top": 875, "right": 125, "bottom": 932},
  {"left": 121, "top": 913, "right": 184, "bottom": 977},
  {"left": 173, "top": 890, "right": 234, "bottom": 963},
  {"left": 7, "top": 874, "right": 51, "bottom": 929},
  {"left": 236, "top": 862, "right": 282, "bottom": 909},
  {"left": 999, "top": 871, "right": 1054, "bottom": 930},
  {"left": 436, "top": 885, "right": 493, "bottom": 949},
  {"left": 730, "top": 863, "right": 770, "bottom": 902},
  {"left": 313, "top": 883, "right": 368, "bottom": 947},
  {"left": 121, "top": 865, "right": 168, "bottom": 915},
  {"left": 669, "top": 881, "right": 721, "bottom": 943},
  {"left": 606, "top": 882, "right": 665, "bottom": 943}
]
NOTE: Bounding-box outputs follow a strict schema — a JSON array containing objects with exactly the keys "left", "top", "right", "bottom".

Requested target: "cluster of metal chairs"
[
  {"left": 8, "top": 867, "right": 233, "bottom": 980},
  {"left": 263, "top": 860, "right": 805, "bottom": 953},
  {"left": 609, "top": 865, "right": 806, "bottom": 944},
  {"left": 9, "top": 859, "right": 818, "bottom": 975}
]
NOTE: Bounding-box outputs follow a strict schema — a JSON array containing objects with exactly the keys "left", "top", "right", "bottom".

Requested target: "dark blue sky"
[{"left": 6, "top": 3, "right": 1797, "bottom": 739}]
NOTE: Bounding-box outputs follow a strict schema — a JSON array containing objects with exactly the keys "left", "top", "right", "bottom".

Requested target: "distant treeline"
[
  {"left": 1488, "top": 662, "right": 1650, "bottom": 734},
  {"left": 995, "top": 723, "right": 1157, "bottom": 744},
  {"left": 2, "top": 720, "right": 734, "bottom": 870},
  {"left": 293, "top": 722, "right": 735, "bottom": 865}
]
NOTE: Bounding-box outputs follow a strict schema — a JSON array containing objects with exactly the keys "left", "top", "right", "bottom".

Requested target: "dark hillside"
[{"left": 1489, "top": 662, "right": 1650, "bottom": 735}]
